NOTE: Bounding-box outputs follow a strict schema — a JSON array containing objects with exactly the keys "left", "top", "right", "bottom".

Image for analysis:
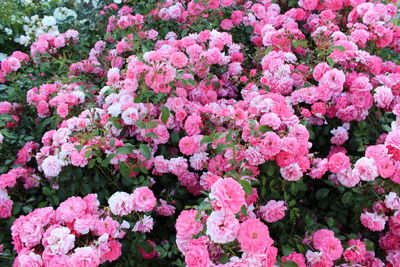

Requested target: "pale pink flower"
[
  {"left": 206, "top": 210, "right": 239, "bottom": 243},
  {"left": 108, "top": 192, "right": 135, "bottom": 216},
  {"left": 133, "top": 215, "right": 154, "bottom": 233},
  {"left": 360, "top": 212, "right": 387, "bottom": 231},
  {"left": 210, "top": 178, "right": 245, "bottom": 214},
  {"left": 259, "top": 200, "right": 287, "bottom": 223}
]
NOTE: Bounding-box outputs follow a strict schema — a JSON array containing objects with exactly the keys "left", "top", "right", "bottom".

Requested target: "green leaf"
[
  {"left": 161, "top": 106, "right": 170, "bottom": 124},
  {"left": 240, "top": 205, "right": 248, "bottom": 216},
  {"left": 109, "top": 139, "right": 115, "bottom": 147},
  {"left": 316, "top": 188, "right": 330, "bottom": 200},
  {"left": 341, "top": 192, "right": 352, "bottom": 204},
  {"left": 146, "top": 132, "right": 158, "bottom": 138},
  {"left": 282, "top": 245, "right": 295, "bottom": 256},
  {"left": 238, "top": 179, "right": 253, "bottom": 195},
  {"left": 201, "top": 136, "right": 213, "bottom": 145},
  {"left": 259, "top": 125, "right": 271, "bottom": 133},
  {"left": 84, "top": 150, "right": 91, "bottom": 158},
  {"left": 327, "top": 217, "right": 335, "bottom": 227},
  {"left": 284, "top": 261, "right": 299, "bottom": 267},
  {"left": 140, "top": 144, "right": 151, "bottom": 160},
  {"left": 101, "top": 154, "right": 115, "bottom": 167},
  {"left": 265, "top": 46, "right": 274, "bottom": 54},
  {"left": 198, "top": 201, "right": 212, "bottom": 211},
  {"left": 12, "top": 202, "right": 23, "bottom": 215},
  {"left": 332, "top": 45, "right": 346, "bottom": 52},
  {"left": 42, "top": 187, "right": 52, "bottom": 196},
  {"left": 327, "top": 57, "right": 335, "bottom": 67},
  {"left": 119, "top": 162, "right": 131, "bottom": 178},
  {"left": 116, "top": 145, "right": 135, "bottom": 154}
]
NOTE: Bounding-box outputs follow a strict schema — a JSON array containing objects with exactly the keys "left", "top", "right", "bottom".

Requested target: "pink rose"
[
  {"left": 70, "top": 247, "right": 100, "bottom": 267},
  {"left": 238, "top": 218, "right": 273, "bottom": 253},
  {"left": 132, "top": 187, "right": 157, "bottom": 212},
  {"left": 211, "top": 178, "right": 245, "bottom": 214},
  {"left": 259, "top": 200, "right": 287, "bottom": 223},
  {"left": 185, "top": 245, "right": 210, "bottom": 267},
  {"left": 328, "top": 152, "right": 351, "bottom": 173}
]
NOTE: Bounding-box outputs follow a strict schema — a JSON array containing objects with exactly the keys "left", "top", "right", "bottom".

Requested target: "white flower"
[
  {"left": 41, "top": 156, "right": 62, "bottom": 177},
  {"left": 47, "top": 227, "right": 75, "bottom": 254},
  {"left": 4, "top": 28, "right": 12, "bottom": 35},
  {"left": 0, "top": 188, "right": 10, "bottom": 200},
  {"left": 42, "top": 16, "right": 57, "bottom": 27}
]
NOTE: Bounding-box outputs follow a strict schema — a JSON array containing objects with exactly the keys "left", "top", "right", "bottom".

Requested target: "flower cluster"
[
  {"left": 0, "top": 0, "right": 399, "bottom": 266},
  {"left": 11, "top": 194, "right": 124, "bottom": 266}
]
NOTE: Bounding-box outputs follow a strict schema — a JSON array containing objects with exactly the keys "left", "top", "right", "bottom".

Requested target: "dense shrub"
[{"left": 0, "top": 0, "right": 400, "bottom": 266}]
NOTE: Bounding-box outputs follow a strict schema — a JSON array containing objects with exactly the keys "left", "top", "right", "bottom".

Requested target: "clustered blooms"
[
  {"left": 30, "top": 30, "right": 79, "bottom": 62},
  {"left": 11, "top": 194, "right": 124, "bottom": 266},
  {"left": 0, "top": 0, "right": 400, "bottom": 266}
]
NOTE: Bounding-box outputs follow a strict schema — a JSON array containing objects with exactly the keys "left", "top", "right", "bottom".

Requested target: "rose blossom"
[{"left": 259, "top": 200, "right": 287, "bottom": 223}]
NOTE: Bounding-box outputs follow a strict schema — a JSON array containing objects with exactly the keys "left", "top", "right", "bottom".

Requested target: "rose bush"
[{"left": 0, "top": 0, "right": 400, "bottom": 266}]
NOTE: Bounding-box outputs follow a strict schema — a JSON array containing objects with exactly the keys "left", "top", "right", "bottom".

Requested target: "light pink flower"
[
  {"left": 206, "top": 210, "right": 239, "bottom": 243},
  {"left": 175, "top": 209, "right": 203, "bottom": 238},
  {"left": 360, "top": 212, "right": 387, "bottom": 231},
  {"left": 70, "top": 247, "right": 100, "bottom": 267},
  {"left": 259, "top": 200, "right": 287, "bottom": 223},
  {"left": 108, "top": 192, "right": 135, "bottom": 216},
  {"left": 210, "top": 178, "right": 245, "bottom": 214},
  {"left": 132, "top": 187, "right": 157, "bottom": 212}
]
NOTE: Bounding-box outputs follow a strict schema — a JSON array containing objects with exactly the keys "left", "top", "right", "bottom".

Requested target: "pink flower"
[
  {"left": 45, "top": 227, "right": 75, "bottom": 255},
  {"left": 14, "top": 252, "right": 43, "bottom": 267},
  {"left": 259, "top": 200, "right": 287, "bottom": 223},
  {"left": 175, "top": 209, "right": 203, "bottom": 238},
  {"left": 185, "top": 245, "right": 210, "bottom": 267},
  {"left": 0, "top": 195, "right": 12, "bottom": 218},
  {"left": 374, "top": 86, "right": 393, "bottom": 108},
  {"left": 220, "top": 0, "right": 232, "bottom": 7},
  {"left": 245, "top": 147, "right": 265, "bottom": 166},
  {"left": 319, "top": 69, "right": 346, "bottom": 93},
  {"left": 300, "top": 0, "right": 319, "bottom": 10},
  {"left": 360, "top": 212, "right": 387, "bottom": 231},
  {"left": 354, "top": 157, "right": 378, "bottom": 182},
  {"left": 280, "top": 163, "right": 303, "bottom": 181},
  {"left": 57, "top": 103, "right": 69, "bottom": 118},
  {"left": 206, "top": 210, "right": 239, "bottom": 243},
  {"left": 156, "top": 199, "right": 175, "bottom": 216},
  {"left": 330, "top": 126, "right": 349, "bottom": 145},
  {"left": 328, "top": 152, "right": 350, "bottom": 173},
  {"left": 259, "top": 132, "right": 281, "bottom": 159},
  {"left": 384, "top": 192, "right": 400, "bottom": 211},
  {"left": 101, "top": 240, "right": 122, "bottom": 263},
  {"left": 56, "top": 196, "right": 87, "bottom": 223},
  {"left": 108, "top": 192, "right": 135, "bottom": 216},
  {"left": 132, "top": 187, "right": 157, "bottom": 212},
  {"left": 312, "top": 229, "right": 343, "bottom": 261},
  {"left": 19, "top": 221, "right": 44, "bottom": 248},
  {"left": 184, "top": 114, "right": 202, "bottom": 136},
  {"left": 170, "top": 52, "right": 188, "bottom": 68},
  {"left": 70, "top": 247, "right": 100, "bottom": 267},
  {"left": 337, "top": 168, "right": 360, "bottom": 187},
  {"left": 210, "top": 178, "right": 245, "bottom": 214},
  {"left": 179, "top": 136, "right": 198, "bottom": 156},
  {"left": 343, "top": 239, "right": 366, "bottom": 263},
  {"left": 282, "top": 252, "right": 306, "bottom": 267},
  {"left": 41, "top": 156, "right": 62, "bottom": 177},
  {"left": 133, "top": 215, "right": 154, "bottom": 233},
  {"left": 237, "top": 218, "right": 273, "bottom": 253},
  {"left": 138, "top": 240, "right": 157, "bottom": 260}
]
